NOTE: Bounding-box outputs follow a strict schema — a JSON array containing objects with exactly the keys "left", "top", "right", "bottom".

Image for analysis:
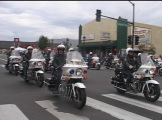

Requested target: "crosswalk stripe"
[
  {"left": 0, "top": 104, "right": 29, "bottom": 120},
  {"left": 86, "top": 97, "right": 151, "bottom": 120},
  {"left": 36, "top": 98, "right": 151, "bottom": 120},
  {"left": 35, "top": 100, "right": 89, "bottom": 120},
  {"left": 0, "top": 65, "right": 5, "bottom": 68},
  {"left": 102, "top": 94, "right": 162, "bottom": 114}
]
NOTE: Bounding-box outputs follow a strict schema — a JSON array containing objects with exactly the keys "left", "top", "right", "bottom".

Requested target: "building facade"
[{"left": 78, "top": 17, "right": 162, "bottom": 57}]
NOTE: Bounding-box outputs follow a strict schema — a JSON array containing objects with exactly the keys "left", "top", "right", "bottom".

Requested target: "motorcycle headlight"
[
  {"left": 149, "top": 68, "right": 155, "bottom": 75},
  {"left": 76, "top": 68, "right": 83, "bottom": 76},
  {"left": 38, "top": 61, "right": 43, "bottom": 66},
  {"left": 15, "top": 58, "right": 20, "bottom": 61}
]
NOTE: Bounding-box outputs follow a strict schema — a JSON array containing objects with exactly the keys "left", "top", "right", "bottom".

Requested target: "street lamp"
[
  {"left": 83, "top": 36, "right": 86, "bottom": 57},
  {"left": 129, "top": 0, "right": 135, "bottom": 49}
]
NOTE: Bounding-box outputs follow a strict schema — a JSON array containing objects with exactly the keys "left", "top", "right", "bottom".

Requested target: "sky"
[{"left": 0, "top": 1, "right": 162, "bottom": 42}]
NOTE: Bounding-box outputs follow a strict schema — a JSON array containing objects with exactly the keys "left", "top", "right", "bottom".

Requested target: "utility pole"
[{"left": 129, "top": 0, "right": 135, "bottom": 48}]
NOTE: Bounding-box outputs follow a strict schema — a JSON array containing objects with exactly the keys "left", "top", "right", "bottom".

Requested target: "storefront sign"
[
  {"left": 100, "top": 32, "right": 111, "bottom": 40},
  {"left": 81, "top": 34, "right": 94, "bottom": 40},
  {"left": 134, "top": 27, "right": 151, "bottom": 43}
]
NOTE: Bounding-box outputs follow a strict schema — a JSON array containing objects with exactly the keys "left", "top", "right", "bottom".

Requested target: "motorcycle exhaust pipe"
[{"left": 114, "top": 86, "right": 126, "bottom": 91}]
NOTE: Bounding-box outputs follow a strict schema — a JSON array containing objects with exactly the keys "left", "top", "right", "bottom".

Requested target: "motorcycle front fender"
[
  {"left": 14, "top": 64, "right": 19, "bottom": 67},
  {"left": 96, "top": 63, "right": 101, "bottom": 65},
  {"left": 142, "top": 80, "right": 159, "bottom": 92},
  {"left": 13, "top": 64, "right": 19, "bottom": 70},
  {"left": 36, "top": 70, "right": 44, "bottom": 74},
  {"left": 35, "top": 70, "right": 44, "bottom": 78},
  {"left": 73, "top": 83, "right": 86, "bottom": 88},
  {"left": 145, "top": 80, "right": 159, "bottom": 84}
]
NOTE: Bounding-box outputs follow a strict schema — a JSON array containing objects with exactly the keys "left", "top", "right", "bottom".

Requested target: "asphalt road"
[{"left": 0, "top": 54, "right": 162, "bottom": 120}]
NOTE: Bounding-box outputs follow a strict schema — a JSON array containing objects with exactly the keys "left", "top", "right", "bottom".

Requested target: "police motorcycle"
[
  {"left": 154, "top": 58, "right": 162, "bottom": 76},
  {"left": 91, "top": 56, "right": 101, "bottom": 70},
  {"left": 105, "top": 55, "right": 119, "bottom": 69},
  {"left": 111, "top": 53, "right": 160, "bottom": 102},
  {"left": 86, "top": 54, "right": 101, "bottom": 70},
  {"left": 5, "top": 50, "right": 22, "bottom": 75},
  {"left": 24, "top": 49, "right": 45, "bottom": 87},
  {"left": 43, "top": 51, "right": 88, "bottom": 109}
]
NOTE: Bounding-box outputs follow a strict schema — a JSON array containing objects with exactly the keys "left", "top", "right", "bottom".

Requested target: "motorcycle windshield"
[
  {"left": 31, "top": 49, "right": 45, "bottom": 60},
  {"left": 66, "top": 51, "right": 86, "bottom": 64},
  {"left": 11, "top": 50, "right": 21, "bottom": 57},
  {"left": 50, "top": 50, "right": 56, "bottom": 58},
  {"left": 141, "top": 53, "right": 156, "bottom": 67}
]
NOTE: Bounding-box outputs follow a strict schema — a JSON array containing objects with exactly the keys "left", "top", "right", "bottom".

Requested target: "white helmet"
[
  {"left": 48, "top": 49, "right": 51, "bottom": 51},
  {"left": 57, "top": 44, "right": 65, "bottom": 51},
  {"left": 126, "top": 48, "right": 133, "bottom": 54},
  {"left": 89, "top": 52, "right": 93, "bottom": 54},
  {"left": 69, "top": 48, "right": 74, "bottom": 52},
  {"left": 10, "top": 46, "right": 15, "bottom": 50},
  {"left": 138, "top": 53, "right": 141, "bottom": 56},
  {"left": 27, "top": 46, "right": 33, "bottom": 50},
  {"left": 109, "top": 53, "right": 112, "bottom": 55}
]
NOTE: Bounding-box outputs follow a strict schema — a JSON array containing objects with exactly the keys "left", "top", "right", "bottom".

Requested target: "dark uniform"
[
  {"left": 122, "top": 53, "right": 138, "bottom": 89},
  {"left": 52, "top": 52, "right": 66, "bottom": 92},
  {"left": 6, "top": 46, "right": 15, "bottom": 68},
  {"left": 23, "top": 52, "right": 32, "bottom": 79},
  {"left": 87, "top": 54, "right": 93, "bottom": 67},
  {"left": 6, "top": 51, "right": 12, "bottom": 68}
]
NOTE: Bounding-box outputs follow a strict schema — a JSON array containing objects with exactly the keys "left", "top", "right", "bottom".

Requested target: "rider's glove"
[{"left": 129, "top": 65, "right": 133, "bottom": 69}]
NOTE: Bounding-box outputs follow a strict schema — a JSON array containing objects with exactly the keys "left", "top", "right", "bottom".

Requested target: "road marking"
[
  {"left": 102, "top": 94, "right": 162, "bottom": 114},
  {"left": 35, "top": 100, "right": 89, "bottom": 120},
  {"left": 36, "top": 98, "right": 151, "bottom": 120},
  {"left": 0, "top": 58, "right": 7, "bottom": 61},
  {"left": 0, "top": 104, "right": 29, "bottom": 120},
  {"left": 0, "top": 65, "right": 5, "bottom": 68},
  {"left": 86, "top": 97, "right": 151, "bottom": 120}
]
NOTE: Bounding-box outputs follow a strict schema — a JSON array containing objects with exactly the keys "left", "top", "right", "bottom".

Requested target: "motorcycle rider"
[
  {"left": 22, "top": 46, "right": 33, "bottom": 79},
  {"left": 52, "top": 44, "right": 66, "bottom": 94},
  {"left": 87, "top": 52, "right": 93, "bottom": 68},
  {"left": 106, "top": 53, "right": 114, "bottom": 67},
  {"left": 6, "top": 46, "right": 15, "bottom": 69},
  {"left": 122, "top": 48, "right": 138, "bottom": 90}
]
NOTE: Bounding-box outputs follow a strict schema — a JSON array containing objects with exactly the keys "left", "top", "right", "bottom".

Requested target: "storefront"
[
  {"left": 78, "top": 17, "right": 162, "bottom": 57},
  {"left": 78, "top": 17, "right": 127, "bottom": 57}
]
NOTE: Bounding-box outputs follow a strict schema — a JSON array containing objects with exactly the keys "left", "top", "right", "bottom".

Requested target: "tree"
[
  {"left": 138, "top": 42, "right": 156, "bottom": 55},
  {"left": 63, "top": 38, "right": 72, "bottom": 51},
  {"left": 37, "top": 35, "right": 50, "bottom": 50}
]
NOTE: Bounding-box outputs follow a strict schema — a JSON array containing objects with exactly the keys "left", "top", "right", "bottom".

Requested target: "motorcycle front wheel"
[
  {"left": 96, "top": 65, "right": 100, "bottom": 70},
  {"left": 144, "top": 83, "right": 160, "bottom": 102},
  {"left": 72, "top": 87, "right": 86, "bottom": 109},
  {"left": 36, "top": 74, "right": 44, "bottom": 87}
]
